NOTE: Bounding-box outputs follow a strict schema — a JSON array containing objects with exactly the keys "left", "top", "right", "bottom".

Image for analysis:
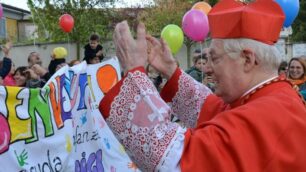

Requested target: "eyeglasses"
[{"left": 207, "top": 51, "right": 238, "bottom": 67}]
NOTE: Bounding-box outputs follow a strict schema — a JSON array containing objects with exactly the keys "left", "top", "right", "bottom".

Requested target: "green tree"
[
  {"left": 140, "top": 0, "right": 213, "bottom": 68},
  {"left": 209, "top": 0, "right": 218, "bottom": 6},
  {"left": 139, "top": 0, "right": 220, "bottom": 68},
  {"left": 292, "top": 0, "right": 306, "bottom": 42},
  {"left": 27, "top": 0, "right": 117, "bottom": 59}
]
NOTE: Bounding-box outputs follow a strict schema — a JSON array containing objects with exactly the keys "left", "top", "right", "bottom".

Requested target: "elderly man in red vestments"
[{"left": 99, "top": 0, "right": 306, "bottom": 171}]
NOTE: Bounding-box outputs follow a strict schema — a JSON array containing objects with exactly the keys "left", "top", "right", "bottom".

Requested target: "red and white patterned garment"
[{"left": 100, "top": 67, "right": 306, "bottom": 172}]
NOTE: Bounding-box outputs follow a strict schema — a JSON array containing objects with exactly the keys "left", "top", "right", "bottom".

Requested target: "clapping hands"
[
  {"left": 146, "top": 36, "right": 177, "bottom": 79},
  {"left": 113, "top": 21, "right": 148, "bottom": 75},
  {"left": 113, "top": 21, "right": 177, "bottom": 79}
]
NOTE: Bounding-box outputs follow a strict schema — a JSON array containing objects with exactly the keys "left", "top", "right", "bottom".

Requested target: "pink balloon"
[
  {"left": 182, "top": 9, "right": 209, "bottom": 42},
  {"left": 0, "top": 4, "right": 3, "bottom": 19}
]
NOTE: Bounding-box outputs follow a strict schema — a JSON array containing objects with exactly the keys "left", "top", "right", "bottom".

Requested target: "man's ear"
[{"left": 241, "top": 48, "right": 257, "bottom": 72}]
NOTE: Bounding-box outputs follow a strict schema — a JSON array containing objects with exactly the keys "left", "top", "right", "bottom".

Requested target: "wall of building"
[
  {"left": 6, "top": 43, "right": 80, "bottom": 68},
  {"left": 6, "top": 18, "right": 18, "bottom": 41},
  {"left": 1, "top": 4, "right": 32, "bottom": 42},
  {"left": 18, "top": 21, "right": 37, "bottom": 41}
]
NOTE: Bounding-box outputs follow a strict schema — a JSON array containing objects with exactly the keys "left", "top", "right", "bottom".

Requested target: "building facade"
[{"left": 0, "top": 3, "right": 35, "bottom": 42}]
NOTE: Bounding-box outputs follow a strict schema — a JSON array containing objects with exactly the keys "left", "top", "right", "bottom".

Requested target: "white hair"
[{"left": 221, "top": 38, "right": 285, "bottom": 72}]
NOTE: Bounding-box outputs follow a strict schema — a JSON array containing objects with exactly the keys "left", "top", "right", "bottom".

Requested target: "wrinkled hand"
[
  {"left": 31, "top": 64, "right": 48, "bottom": 77},
  {"left": 113, "top": 21, "right": 147, "bottom": 74},
  {"left": 146, "top": 36, "right": 177, "bottom": 79}
]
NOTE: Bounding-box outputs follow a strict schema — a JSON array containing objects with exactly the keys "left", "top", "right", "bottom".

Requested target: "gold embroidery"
[{"left": 241, "top": 76, "right": 306, "bottom": 105}]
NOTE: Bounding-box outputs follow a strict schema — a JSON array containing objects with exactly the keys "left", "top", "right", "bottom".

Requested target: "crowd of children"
[{"left": 0, "top": 33, "right": 105, "bottom": 88}]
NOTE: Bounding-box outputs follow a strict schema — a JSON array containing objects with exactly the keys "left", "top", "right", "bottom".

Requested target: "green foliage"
[
  {"left": 27, "top": 0, "right": 116, "bottom": 45},
  {"left": 139, "top": 0, "right": 218, "bottom": 39},
  {"left": 139, "top": 0, "right": 215, "bottom": 67},
  {"left": 139, "top": 0, "right": 197, "bottom": 35},
  {"left": 291, "top": 0, "right": 306, "bottom": 42},
  {"left": 209, "top": 0, "right": 218, "bottom": 6}
]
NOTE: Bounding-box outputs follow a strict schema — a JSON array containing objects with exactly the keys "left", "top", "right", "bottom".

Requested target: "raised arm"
[
  {"left": 0, "top": 41, "right": 12, "bottom": 79},
  {"left": 146, "top": 36, "right": 212, "bottom": 128},
  {"left": 99, "top": 21, "right": 186, "bottom": 171}
]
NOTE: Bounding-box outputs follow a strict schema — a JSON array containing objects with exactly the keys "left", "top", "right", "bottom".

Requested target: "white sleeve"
[
  {"left": 155, "top": 127, "right": 186, "bottom": 172},
  {"left": 162, "top": 69, "right": 212, "bottom": 128},
  {"left": 102, "top": 69, "right": 186, "bottom": 171}
]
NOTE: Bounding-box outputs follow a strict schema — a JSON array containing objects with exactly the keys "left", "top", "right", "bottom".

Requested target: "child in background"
[
  {"left": 83, "top": 34, "right": 104, "bottom": 64},
  {"left": 185, "top": 54, "right": 207, "bottom": 83}
]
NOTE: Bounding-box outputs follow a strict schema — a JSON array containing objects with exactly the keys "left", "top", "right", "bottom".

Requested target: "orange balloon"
[
  {"left": 192, "top": 2, "right": 212, "bottom": 15},
  {"left": 96, "top": 65, "right": 118, "bottom": 94}
]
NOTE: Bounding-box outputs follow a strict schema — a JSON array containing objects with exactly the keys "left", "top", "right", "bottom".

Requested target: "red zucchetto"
[{"left": 208, "top": 0, "right": 285, "bottom": 45}]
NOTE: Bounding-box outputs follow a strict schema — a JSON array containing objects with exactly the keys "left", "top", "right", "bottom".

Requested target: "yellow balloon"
[{"left": 53, "top": 47, "right": 67, "bottom": 59}]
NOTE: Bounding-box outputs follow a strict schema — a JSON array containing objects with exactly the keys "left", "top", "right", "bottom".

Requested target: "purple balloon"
[
  {"left": 182, "top": 9, "right": 209, "bottom": 42},
  {"left": 0, "top": 4, "right": 3, "bottom": 19}
]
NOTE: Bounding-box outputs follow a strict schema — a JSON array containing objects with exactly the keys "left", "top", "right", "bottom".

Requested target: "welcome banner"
[{"left": 0, "top": 58, "right": 139, "bottom": 172}]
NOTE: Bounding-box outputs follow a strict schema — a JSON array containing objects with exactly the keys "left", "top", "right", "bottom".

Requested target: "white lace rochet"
[{"left": 106, "top": 69, "right": 212, "bottom": 171}]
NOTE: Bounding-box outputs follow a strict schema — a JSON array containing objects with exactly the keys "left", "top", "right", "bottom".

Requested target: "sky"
[
  {"left": 0, "top": 0, "right": 29, "bottom": 10},
  {"left": 0, "top": 0, "right": 154, "bottom": 11}
]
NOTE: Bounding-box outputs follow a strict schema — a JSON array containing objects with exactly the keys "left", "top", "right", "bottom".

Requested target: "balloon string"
[
  {"left": 32, "top": 4, "right": 48, "bottom": 39},
  {"left": 200, "top": 41, "right": 204, "bottom": 83},
  {"left": 29, "top": 9, "right": 37, "bottom": 49},
  {"left": 32, "top": 14, "right": 36, "bottom": 48},
  {"left": 67, "top": 34, "right": 70, "bottom": 59},
  {"left": 30, "top": 3, "right": 48, "bottom": 52}
]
